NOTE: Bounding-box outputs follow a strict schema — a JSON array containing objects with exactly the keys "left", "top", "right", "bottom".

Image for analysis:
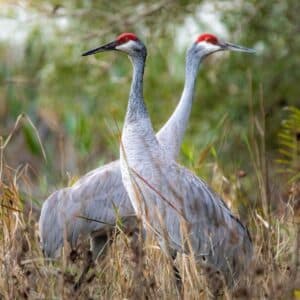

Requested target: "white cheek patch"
[
  {"left": 116, "top": 40, "right": 137, "bottom": 52},
  {"left": 198, "top": 41, "right": 220, "bottom": 52}
]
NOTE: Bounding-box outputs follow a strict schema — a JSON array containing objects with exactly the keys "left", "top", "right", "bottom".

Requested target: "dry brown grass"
[
  {"left": 1, "top": 164, "right": 298, "bottom": 299},
  {"left": 0, "top": 115, "right": 299, "bottom": 299}
]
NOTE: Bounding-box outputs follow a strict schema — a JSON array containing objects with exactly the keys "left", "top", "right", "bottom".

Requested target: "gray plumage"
[
  {"left": 39, "top": 36, "right": 201, "bottom": 258},
  {"left": 117, "top": 34, "right": 254, "bottom": 286},
  {"left": 39, "top": 161, "right": 130, "bottom": 257}
]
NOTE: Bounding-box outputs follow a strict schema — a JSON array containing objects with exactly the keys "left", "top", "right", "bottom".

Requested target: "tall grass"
[{"left": 0, "top": 108, "right": 299, "bottom": 299}]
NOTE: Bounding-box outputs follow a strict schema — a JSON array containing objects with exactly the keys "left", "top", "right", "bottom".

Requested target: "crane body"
[
  {"left": 40, "top": 35, "right": 202, "bottom": 258},
  {"left": 83, "top": 32, "right": 255, "bottom": 286}
]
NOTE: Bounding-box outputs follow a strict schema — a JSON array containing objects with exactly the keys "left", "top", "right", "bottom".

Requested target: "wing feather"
[
  {"left": 131, "top": 161, "right": 252, "bottom": 284},
  {"left": 39, "top": 160, "right": 132, "bottom": 257}
]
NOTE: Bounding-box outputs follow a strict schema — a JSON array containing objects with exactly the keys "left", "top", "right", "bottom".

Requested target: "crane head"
[
  {"left": 194, "top": 33, "right": 256, "bottom": 58},
  {"left": 82, "top": 32, "right": 146, "bottom": 57}
]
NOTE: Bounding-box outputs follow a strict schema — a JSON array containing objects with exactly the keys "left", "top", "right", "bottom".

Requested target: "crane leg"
[
  {"left": 90, "top": 234, "right": 111, "bottom": 261},
  {"left": 74, "top": 233, "right": 112, "bottom": 291},
  {"left": 171, "top": 251, "right": 183, "bottom": 296},
  {"left": 157, "top": 238, "right": 183, "bottom": 294},
  {"left": 73, "top": 250, "right": 94, "bottom": 291}
]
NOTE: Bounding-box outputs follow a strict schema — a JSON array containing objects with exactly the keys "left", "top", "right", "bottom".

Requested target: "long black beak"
[
  {"left": 223, "top": 42, "right": 256, "bottom": 53},
  {"left": 82, "top": 40, "right": 118, "bottom": 56}
]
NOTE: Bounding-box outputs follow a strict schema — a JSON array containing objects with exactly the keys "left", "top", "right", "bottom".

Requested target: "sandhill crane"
[
  {"left": 39, "top": 32, "right": 204, "bottom": 259},
  {"left": 83, "top": 32, "right": 255, "bottom": 287}
]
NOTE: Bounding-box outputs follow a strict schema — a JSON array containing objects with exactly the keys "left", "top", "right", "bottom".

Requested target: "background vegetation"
[{"left": 0, "top": 0, "right": 299, "bottom": 299}]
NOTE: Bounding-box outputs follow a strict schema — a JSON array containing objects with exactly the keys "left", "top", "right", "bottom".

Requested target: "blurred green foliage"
[
  {"left": 0, "top": 0, "right": 299, "bottom": 187},
  {"left": 277, "top": 107, "right": 300, "bottom": 183}
]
